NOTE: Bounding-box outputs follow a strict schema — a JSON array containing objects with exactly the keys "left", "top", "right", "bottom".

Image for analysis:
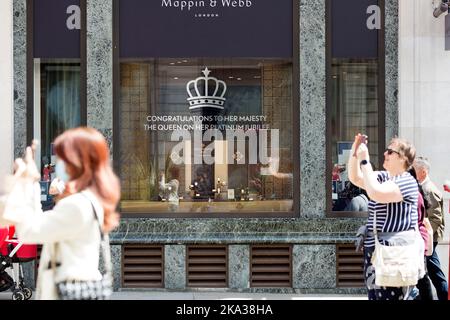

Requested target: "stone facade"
[
  {"left": 299, "top": 0, "right": 327, "bottom": 218},
  {"left": 13, "top": 0, "right": 26, "bottom": 159},
  {"left": 13, "top": 0, "right": 398, "bottom": 293},
  {"left": 86, "top": 0, "right": 113, "bottom": 151}
]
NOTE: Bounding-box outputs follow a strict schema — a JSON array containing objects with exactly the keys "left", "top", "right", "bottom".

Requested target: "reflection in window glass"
[
  {"left": 119, "top": 58, "right": 294, "bottom": 214},
  {"left": 40, "top": 62, "right": 81, "bottom": 167},
  {"left": 34, "top": 60, "right": 81, "bottom": 209},
  {"left": 330, "top": 59, "right": 378, "bottom": 212}
]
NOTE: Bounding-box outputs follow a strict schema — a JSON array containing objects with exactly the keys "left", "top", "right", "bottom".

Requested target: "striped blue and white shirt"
[{"left": 364, "top": 171, "right": 418, "bottom": 248}]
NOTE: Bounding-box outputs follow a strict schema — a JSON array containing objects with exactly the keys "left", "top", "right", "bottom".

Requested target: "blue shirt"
[{"left": 364, "top": 171, "right": 418, "bottom": 248}]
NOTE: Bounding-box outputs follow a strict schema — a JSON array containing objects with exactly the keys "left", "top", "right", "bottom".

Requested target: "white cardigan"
[{"left": 4, "top": 181, "right": 104, "bottom": 298}]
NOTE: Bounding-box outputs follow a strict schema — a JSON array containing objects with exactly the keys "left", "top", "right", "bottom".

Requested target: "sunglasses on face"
[{"left": 386, "top": 148, "right": 400, "bottom": 156}]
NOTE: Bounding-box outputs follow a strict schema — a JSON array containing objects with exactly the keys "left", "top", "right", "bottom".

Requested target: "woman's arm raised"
[
  {"left": 347, "top": 134, "right": 365, "bottom": 189},
  {"left": 358, "top": 144, "right": 403, "bottom": 203}
]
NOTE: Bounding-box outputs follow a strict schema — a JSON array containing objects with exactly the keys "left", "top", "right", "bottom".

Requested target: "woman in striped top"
[{"left": 348, "top": 135, "right": 419, "bottom": 300}]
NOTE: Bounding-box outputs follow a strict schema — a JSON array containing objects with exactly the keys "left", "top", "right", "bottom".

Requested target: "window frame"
[
  {"left": 26, "top": 0, "right": 87, "bottom": 146},
  {"left": 112, "top": 0, "right": 300, "bottom": 218},
  {"left": 325, "top": 0, "right": 386, "bottom": 218}
]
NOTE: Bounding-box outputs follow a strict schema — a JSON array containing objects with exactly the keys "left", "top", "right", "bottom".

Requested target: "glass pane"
[
  {"left": 119, "top": 58, "right": 294, "bottom": 215},
  {"left": 330, "top": 58, "right": 378, "bottom": 212},
  {"left": 36, "top": 60, "right": 81, "bottom": 204}
]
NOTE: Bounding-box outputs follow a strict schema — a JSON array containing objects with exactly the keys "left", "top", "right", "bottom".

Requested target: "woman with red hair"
[{"left": 4, "top": 127, "right": 120, "bottom": 299}]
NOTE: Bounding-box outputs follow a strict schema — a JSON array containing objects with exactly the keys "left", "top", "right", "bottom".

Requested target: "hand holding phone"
[
  {"left": 23, "top": 140, "right": 40, "bottom": 181},
  {"left": 353, "top": 134, "right": 368, "bottom": 157}
]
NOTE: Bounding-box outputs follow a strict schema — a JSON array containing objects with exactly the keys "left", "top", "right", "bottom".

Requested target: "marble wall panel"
[
  {"left": 299, "top": 0, "right": 326, "bottom": 218},
  {"left": 229, "top": 245, "right": 250, "bottom": 289},
  {"left": 111, "top": 245, "right": 122, "bottom": 290},
  {"left": 13, "top": 0, "right": 26, "bottom": 158},
  {"left": 86, "top": 0, "right": 113, "bottom": 152},
  {"left": 110, "top": 218, "right": 365, "bottom": 244},
  {"left": 164, "top": 245, "right": 186, "bottom": 289},
  {"left": 293, "top": 244, "right": 336, "bottom": 289},
  {"left": 385, "top": 0, "right": 399, "bottom": 142}
]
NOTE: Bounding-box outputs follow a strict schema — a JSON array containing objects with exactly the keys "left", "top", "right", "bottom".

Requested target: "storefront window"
[
  {"left": 30, "top": 0, "right": 83, "bottom": 207},
  {"left": 39, "top": 61, "right": 81, "bottom": 171},
  {"left": 330, "top": 59, "right": 379, "bottom": 212},
  {"left": 33, "top": 60, "right": 81, "bottom": 209},
  {"left": 118, "top": 58, "right": 294, "bottom": 214},
  {"left": 326, "top": 0, "right": 384, "bottom": 214}
]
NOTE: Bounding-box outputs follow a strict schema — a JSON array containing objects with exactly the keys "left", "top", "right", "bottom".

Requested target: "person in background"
[
  {"left": 348, "top": 134, "right": 420, "bottom": 300},
  {"left": 3, "top": 127, "right": 120, "bottom": 300},
  {"left": 159, "top": 166, "right": 180, "bottom": 212},
  {"left": 413, "top": 157, "right": 448, "bottom": 300},
  {"left": 344, "top": 183, "right": 369, "bottom": 212},
  {"left": 42, "top": 164, "right": 52, "bottom": 182},
  {"left": 408, "top": 167, "right": 433, "bottom": 300},
  {"left": 444, "top": 180, "right": 450, "bottom": 301}
]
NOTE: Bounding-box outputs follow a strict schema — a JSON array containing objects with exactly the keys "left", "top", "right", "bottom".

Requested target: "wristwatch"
[{"left": 360, "top": 159, "right": 369, "bottom": 168}]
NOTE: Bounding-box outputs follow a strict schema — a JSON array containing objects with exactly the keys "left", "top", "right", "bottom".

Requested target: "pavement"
[{"left": 0, "top": 290, "right": 367, "bottom": 300}]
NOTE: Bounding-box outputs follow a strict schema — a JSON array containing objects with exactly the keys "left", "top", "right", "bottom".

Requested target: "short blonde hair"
[{"left": 390, "top": 137, "right": 416, "bottom": 169}]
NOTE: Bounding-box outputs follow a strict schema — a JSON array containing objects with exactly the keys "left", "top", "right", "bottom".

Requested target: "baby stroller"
[{"left": 0, "top": 226, "right": 37, "bottom": 300}]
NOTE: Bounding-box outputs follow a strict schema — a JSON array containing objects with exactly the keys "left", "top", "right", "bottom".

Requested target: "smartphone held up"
[{"left": 353, "top": 134, "right": 368, "bottom": 157}]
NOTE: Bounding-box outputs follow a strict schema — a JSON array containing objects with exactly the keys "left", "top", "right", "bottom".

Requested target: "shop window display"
[
  {"left": 37, "top": 61, "right": 81, "bottom": 209},
  {"left": 330, "top": 59, "right": 379, "bottom": 213},
  {"left": 118, "top": 58, "right": 294, "bottom": 214}
]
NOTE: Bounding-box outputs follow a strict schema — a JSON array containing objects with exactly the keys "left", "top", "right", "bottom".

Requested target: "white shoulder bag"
[{"left": 371, "top": 209, "right": 424, "bottom": 287}]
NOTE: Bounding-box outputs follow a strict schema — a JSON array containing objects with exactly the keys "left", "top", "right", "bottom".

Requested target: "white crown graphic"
[{"left": 186, "top": 67, "right": 227, "bottom": 110}]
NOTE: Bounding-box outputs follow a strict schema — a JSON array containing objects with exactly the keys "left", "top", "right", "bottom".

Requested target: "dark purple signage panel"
[
  {"left": 34, "top": 0, "right": 80, "bottom": 58},
  {"left": 332, "top": 0, "right": 380, "bottom": 59},
  {"left": 119, "top": 0, "right": 293, "bottom": 58}
]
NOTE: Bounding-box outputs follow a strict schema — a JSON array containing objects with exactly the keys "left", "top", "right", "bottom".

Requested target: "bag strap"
[
  {"left": 373, "top": 219, "right": 381, "bottom": 245},
  {"left": 81, "top": 191, "right": 113, "bottom": 276},
  {"left": 372, "top": 203, "right": 378, "bottom": 242},
  {"left": 49, "top": 243, "right": 57, "bottom": 271}
]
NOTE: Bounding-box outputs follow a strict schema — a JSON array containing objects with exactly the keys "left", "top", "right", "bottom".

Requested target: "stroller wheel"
[
  {"left": 21, "top": 287, "right": 32, "bottom": 300},
  {"left": 12, "top": 290, "right": 25, "bottom": 300}
]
